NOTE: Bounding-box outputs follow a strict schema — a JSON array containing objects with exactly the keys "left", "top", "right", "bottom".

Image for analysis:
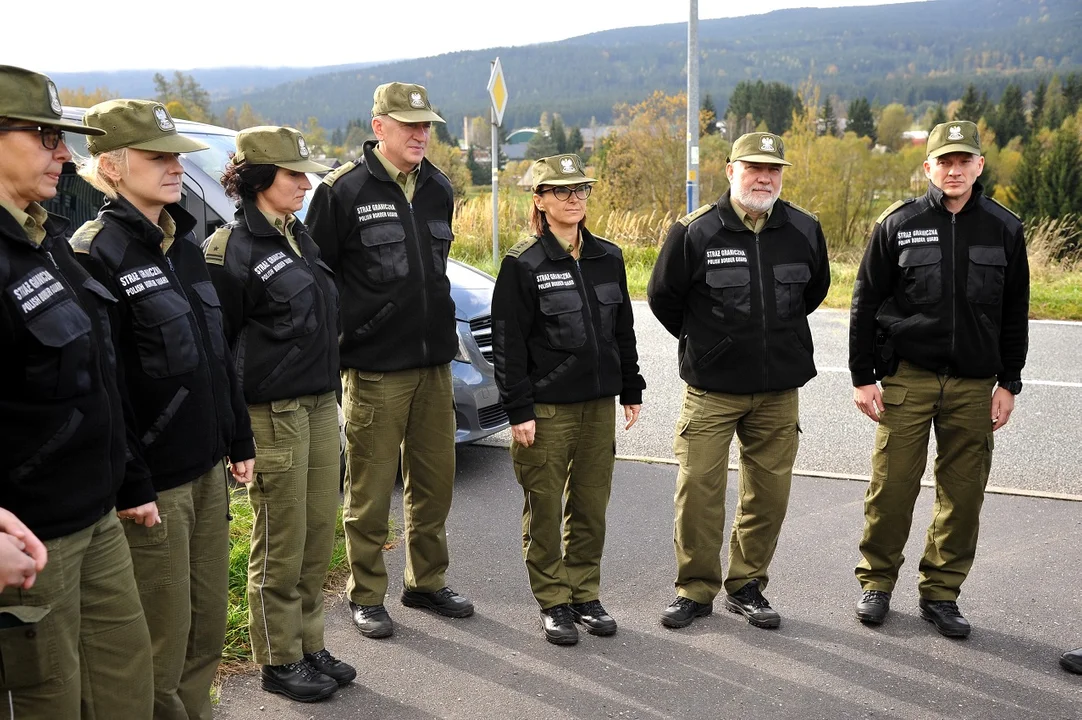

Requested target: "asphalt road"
[
  {"left": 216, "top": 447, "right": 1082, "bottom": 720},
  {"left": 480, "top": 303, "right": 1082, "bottom": 497}
]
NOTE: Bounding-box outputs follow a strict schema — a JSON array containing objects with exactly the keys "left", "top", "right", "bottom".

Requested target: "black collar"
[
  {"left": 100, "top": 195, "right": 197, "bottom": 248},
  {"left": 926, "top": 180, "right": 984, "bottom": 214},
  {"left": 538, "top": 225, "right": 606, "bottom": 261}
]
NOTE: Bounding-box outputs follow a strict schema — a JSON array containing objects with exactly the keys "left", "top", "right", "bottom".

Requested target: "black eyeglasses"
[
  {"left": 0, "top": 125, "right": 66, "bottom": 150},
  {"left": 540, "top": 184, "right": 591, "bottom": 201}
]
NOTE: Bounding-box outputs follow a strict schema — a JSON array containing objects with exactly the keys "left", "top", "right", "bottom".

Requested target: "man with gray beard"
[{"left": 648, "top": 132, "right": 830, "bottom": 630}]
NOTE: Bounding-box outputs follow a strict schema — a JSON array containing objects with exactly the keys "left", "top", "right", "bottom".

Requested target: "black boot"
[
  {"left": 304, "top": 648, "right": 357, "bottom": 686},
  {"left": 261, "top": 660, "right": 337, "bottom": 702},
  {"left": 539, "top": 604, "right": 579, "bottom": 645}
]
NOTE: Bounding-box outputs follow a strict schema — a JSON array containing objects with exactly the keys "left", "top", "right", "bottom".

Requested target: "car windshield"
[{"left": 181, "top": 131, "right": 236, "bottom": 184}]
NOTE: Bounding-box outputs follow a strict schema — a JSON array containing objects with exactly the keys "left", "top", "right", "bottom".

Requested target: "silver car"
[{"left": 46, "top": 110, "right": 509, "bottom": 445}]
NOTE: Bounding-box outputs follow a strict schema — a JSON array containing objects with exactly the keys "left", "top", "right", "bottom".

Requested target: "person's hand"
[
  {"left": 511, "top": 420, "right": 536, "bottom": 448},
  {"left": 230, "top": 458, "right": 255, "bottom": 484},
  {"left": 0, "top": 507, "right": 47, "bottom": 575},
  {"left": 623, "top": 404, "right": 641, "bottom": 430},
  {"left": 119, "top": 501, "right": 161, "bottom": 527},
  {"left": 0, "top": 533, "right": 40, "bottom": 590},
  {"left": 991, "top": 386, "right": 1016, "bottom": 431},
  {"left": 854, "top": 384, "right": 884, "bottom": 422}
]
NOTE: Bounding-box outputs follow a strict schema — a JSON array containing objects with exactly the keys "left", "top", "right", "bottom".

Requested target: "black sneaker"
[
  {"left": 724, "top": 580, "right": 781, "bottom": 629},
  {"left": 349, "top": 601, "right": 394, "bottom": 638},
  {"left": 304, "top": 648, "right": 357, "bottom": 686},
  {"left": 918, "top": 598, "right": 971, "bottom": 638},
  {"left": 401, "top": 586, "right": 475, "bottom": 618},
  {"left": 540, "top": 604, "right": 579, "bottom": 645},
  {"left": 261, "top": 661, "right": 337, "bottom": 703},
  {"left": 856, "top": 590, "right": 892, "bottom": 625},
  {"left": 660, "top": 596, "right": 713, "bottom": 629},
  {"left": 569, "top": 600, "right": 617, "bottom": 636}
]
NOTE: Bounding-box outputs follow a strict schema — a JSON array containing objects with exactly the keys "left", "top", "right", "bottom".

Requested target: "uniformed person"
[
  {"left": 74, "top": 99, "right": 256, "bottom": 719},
  {"left": 648, "top": 132, "right": 830, "bottom": 630},
  {"left": 205, "top": 126, "right": 353, "bottom": 702},
  {"left": 849, "top": 120, "right": 1029, "bottom": 638},
  {"left": 0, "top": 64, "right": 155, "bottom": 718},
  {"left": 306, "top": 82, "right": 472, "bottom": 639},
  {"left": 492, "top": 154, "right": 645, "bottom": 645}
]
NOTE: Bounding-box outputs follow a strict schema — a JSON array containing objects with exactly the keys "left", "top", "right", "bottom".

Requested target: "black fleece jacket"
[
  {"left": 492, "top": 228, "right": 645, "bottom": 425},
  {"left": 1, "top": 207, "right": 155, "bottom": 540},
  {"left": 305, "top": 141, "right": 457, "bottom": 372},
  {"left": 848, "top": 182, "right": 1029, "bottom": 387},
  {"left": 648, "top": 192, "right": 830, "bottom": 394},
  {"left": 204, "top": 200, "right": 340, "bottom": 404},
  {"left": 72, "top": 197, "right": 254, "bottom": 493}
]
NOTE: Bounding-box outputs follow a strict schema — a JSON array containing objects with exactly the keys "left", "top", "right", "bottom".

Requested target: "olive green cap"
[
  {"left": 728, "top": 132, "right": 792, "bottom": 166},
  {"left": 233, "top": 126, "right": 331, "bottom": 173},
  {"left": 83, "top": 99, "right": 208, "bottom": 155},
  {"left": 371, "top": 82, "right": 445, "bottom": 123},
  {"left": 927, "top": 120, "right": 981, "bottom": 158},
  {"left": 0, "top": 65, "right": 104, "bottom": 135},
  {"left": 530, "top": 154, "right": 597, "bottom": 190}
]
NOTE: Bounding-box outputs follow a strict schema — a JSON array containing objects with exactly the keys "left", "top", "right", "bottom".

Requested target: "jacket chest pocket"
[
  {"left": 191, "top": 281, "right": 226, "bottom": 360},
  {"left": 264, "top": 269, "right": 317, "bottom": 339},
  {"left": 23, "top": 298, "right": 92, "bottom": 399},
  {"left": 706, "top": 266, "right": 752, "bottom": 321},
  {"left": 593, "top": 282, "right": 623, "bottom": 342},
  {"left": 773, "top": 263, "right": 811, "bottom": 321},
  {"left": 360, "top": 223, "right": 409, "bottom": 283},
  {"left": 314, "top": 258, "right": 340, "bottom": 318},
  {"left": 966, "top": 245, "right": 1007, "bottom": 305},
  {"left": 898, "top": 245, "right": 942, "bottom": 304},
  {"left": 428, "top": 220, "right": 453, "bottom": 275},
  {"left": 538, "top": 289, "right": 587, "bottom": 350},
  {"left": 130, "top": 289, "right": 200, "bottom": 378}
]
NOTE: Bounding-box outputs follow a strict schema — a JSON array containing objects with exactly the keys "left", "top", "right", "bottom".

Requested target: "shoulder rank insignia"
[
  {"left": 68, "top": 220, "right": 103, "bottom": 254},
  {"left": 784, "top": 200, "right": 818, "bottom": 222},
  {"left": 202, "top": 226, "right": 232, "bottom": 266},
  {"left": 678, "top": 203, "right": 714, "bottom": 227},
  {"left": 875, "top": 198, "right": 914, "bottom": 225},
  {"left": 987, "top": 196, "right": 1021, "bottom": 220},
  {"left": 506, "top": 236, "right": 539, "bottom": 258},
  {"left": 321, "top": 161, "right": 356, "bottom": 187}
]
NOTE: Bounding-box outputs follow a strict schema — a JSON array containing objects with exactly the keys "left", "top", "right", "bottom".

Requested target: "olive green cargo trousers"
[
  {"left": 342, "top": 365, "right": 456, "bottom": 605},
  {"left": 0, "top": 511, "right": 153, "bottom": 719},
  {"left": 125, "top": 459, "right": 230, "bottom": 720},
  {"left": 672, "top": 386, "right": 800, "bottom": 603},
  {"left": 246, "top": 392, "right": 341, "bottom": 666},
  {"left": 855, "top": 361, "right": 996, "bottom": 601},
  {"left": 510, "top": 398, "right": 617, "bottom": 609}
]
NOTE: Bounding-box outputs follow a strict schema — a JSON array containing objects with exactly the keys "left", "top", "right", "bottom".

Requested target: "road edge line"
[{"left": 614, "top": 455, "right": 1082, "bottom": 503}]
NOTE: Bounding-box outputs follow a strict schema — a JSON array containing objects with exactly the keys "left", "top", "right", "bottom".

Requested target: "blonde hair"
[{"left": 78, "top": 148, "right": 128, "bottom": 200}]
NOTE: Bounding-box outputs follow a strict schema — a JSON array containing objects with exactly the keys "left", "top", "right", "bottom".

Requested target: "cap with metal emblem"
[
  {"left": 371, "top": 82, "right": 445, "bottom": 124},
  {"left": 233, "top": 126, "right": 331, "bottom": 173},
  {"left": 530, "top": 154, "right": 597, "bottom": 190},
  {"left": 728, "top": 132, "right": 792, "bottom": 167},
  {"left": 0, "top": 65, "right": 105, "bottom": 135},
  {"left": 83, "top": 99, "right": 209, "bottom": 155},
  {"left": 927, "top": 120, "right": 981, "bottom": 158}
]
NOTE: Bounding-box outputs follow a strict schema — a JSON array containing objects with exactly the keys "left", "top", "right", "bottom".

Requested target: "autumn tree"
[
  {"left": 877, "top": 103, "right": 913, "bottom": 152},
  {"left": 424, "top": 138, "right": 471, "bottom": 199},
  {"left": 153, "top": 72, "right": 212, "bottom": 123},
  {"left": 58, "top": 86, "right": 119, "bottom": 108}
]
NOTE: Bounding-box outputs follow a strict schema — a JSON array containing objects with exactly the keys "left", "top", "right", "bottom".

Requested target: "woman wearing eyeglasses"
[
  {"left": 72, "top": 99, "right": 255, "bottom": 720},
  {"left": 491, "top": 153, "right": 645, "bottom": 645},
  {"left": 0, "top": 66, "right": 157, "bottom": 716}
]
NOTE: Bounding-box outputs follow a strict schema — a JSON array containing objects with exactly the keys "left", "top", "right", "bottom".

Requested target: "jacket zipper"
[
  {"left": 296, "top": 236, "right": 335, "bottom": 386},
  {"left": 571, "top": 255, "right": 602, "bottom": 398},
  {"left": 753, "top": 231, "right": 769, "bottom": 388},
  {"left": 949, "top": 213, "right": 956, "bottom": 366},
  {"left": 408, "top": 202, "right": 429, "bottom": 363}
]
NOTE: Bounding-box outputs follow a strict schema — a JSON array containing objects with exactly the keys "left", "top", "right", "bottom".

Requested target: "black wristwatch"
[{"left": 998, "top": 380, "right": 1023, "bottom": 395}]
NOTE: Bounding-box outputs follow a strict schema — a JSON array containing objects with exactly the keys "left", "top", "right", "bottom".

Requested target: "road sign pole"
[
  {"left": 687, "top": 0, "right": 700, "bottom": 213},
  {"left": 492, "top": 104, "right": 499, "bottom": 266}
]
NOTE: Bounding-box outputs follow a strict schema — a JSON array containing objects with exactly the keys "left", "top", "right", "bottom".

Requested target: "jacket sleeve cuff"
[
  {"left": 851, "top": 369, "right": 877, "bottom": 387},
  {"left": 619, "top": 389, "right": 643, "bottom": 406},
  {"left": 996, "top": 370, "right": 1022, "bottom": 383},
  {"left": 506, "top": 405, "right": 535, "bottom": 426},
  {"left": 115, "top": 475, "right": 157, "bottom": 512},
  {"left": 229, "top": 437, "right": 256, "bottom": 463}
]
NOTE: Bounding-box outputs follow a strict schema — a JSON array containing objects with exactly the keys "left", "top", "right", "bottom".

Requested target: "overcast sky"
[{"left": 6, "top": 0, "right": 929, "bottom": 73}]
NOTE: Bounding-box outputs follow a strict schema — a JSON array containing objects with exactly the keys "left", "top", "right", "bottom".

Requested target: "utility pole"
[{"left": 686, "top": 0, "right": 700, "bottom": 213}]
